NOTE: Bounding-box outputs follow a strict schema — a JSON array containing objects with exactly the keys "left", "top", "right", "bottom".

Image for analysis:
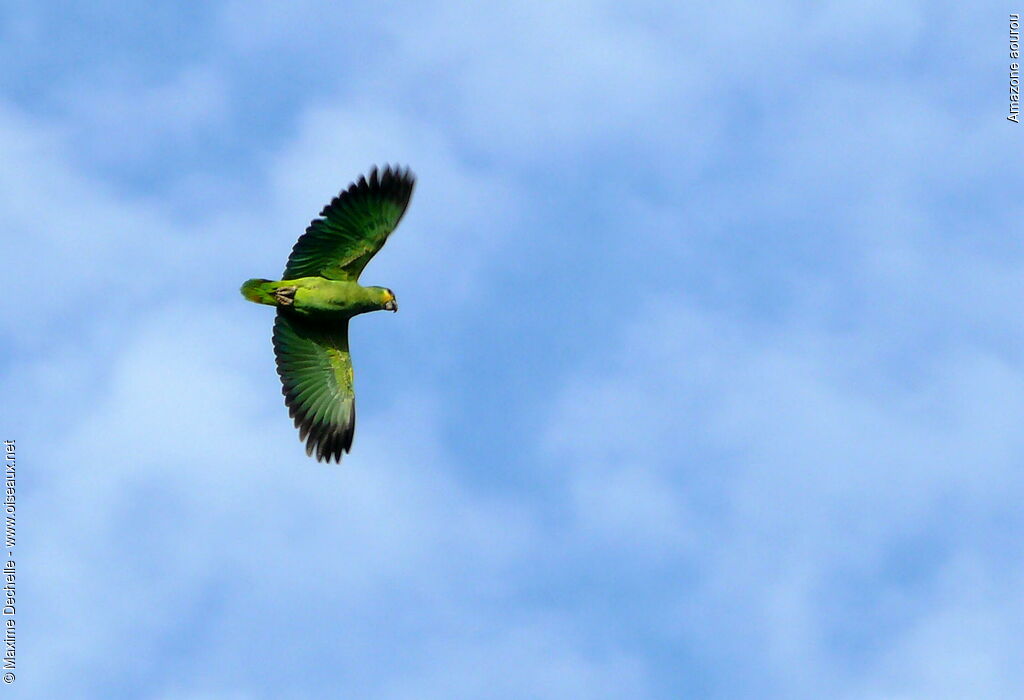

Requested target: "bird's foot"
[{"left": 274, "top": 286, "right": 297, "bottom": 306}]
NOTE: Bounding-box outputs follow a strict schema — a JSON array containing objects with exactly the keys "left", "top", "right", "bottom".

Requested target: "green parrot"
[{"left": 241, "top": 165, "right": 415, "bottom": 462}]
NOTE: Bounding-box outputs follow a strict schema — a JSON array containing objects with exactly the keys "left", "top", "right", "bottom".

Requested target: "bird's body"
[
  {"left": 240, "top": 165, "right": 415, "bottom": 463},
  {"left": 241, "top": 277, "right": 396, "bottom": 318}
]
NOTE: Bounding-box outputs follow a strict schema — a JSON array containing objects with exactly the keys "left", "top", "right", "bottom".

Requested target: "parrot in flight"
[{"left": 241, "top": 164, "right": 415, "bottom": 462}]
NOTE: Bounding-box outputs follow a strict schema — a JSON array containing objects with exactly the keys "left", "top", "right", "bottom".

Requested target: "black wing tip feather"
[
  {"left": 362, "top": 163, "right": 415, "bottom": 191},
  {"left": 278, "top": 374, "right": 356, "bottom": 464},
  {"left": 301, "top": 406, "right": 356, "bottom": 463},
  {"left": 325, "top": 163, "right": 416, "bottom": 216},
  {"left": 296, "top": 409, "right": 355, "bottom": 463}
]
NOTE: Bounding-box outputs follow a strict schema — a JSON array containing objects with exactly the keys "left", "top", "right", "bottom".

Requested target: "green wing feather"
[
  {"left": 283, "top": 164, "right": 416, "bottom": 282},
  {"left": 272, "top": 312, "right": 356, "bottom": 463}
]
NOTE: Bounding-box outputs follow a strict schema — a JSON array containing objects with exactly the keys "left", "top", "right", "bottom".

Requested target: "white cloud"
[
  {"left": 853, "top": 555, "right": 1024, "bottom": 699},
  {"left": 377, "top": 616, "right": 651, "bottom": 699},
  {"left": 216, "top": 0, "right": 719, "bottom": 171},
  {"left": 57, "top": 64, "right": 228, "bottom": 165},
  {"left": 544, "top": 292, "right": 1024, "bottom": 695}
]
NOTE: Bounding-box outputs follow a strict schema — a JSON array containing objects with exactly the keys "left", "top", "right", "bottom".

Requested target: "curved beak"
[{"left": 383, "top": 299, "right": 398, "bottom": 312}]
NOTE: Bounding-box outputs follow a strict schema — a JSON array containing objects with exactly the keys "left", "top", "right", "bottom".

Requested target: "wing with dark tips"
[
  {"left": 283, "top": 164, "right": 415, "bottom": 282},
  {"left": 272, "top": 312, "right": 355, "bottom": 463}
]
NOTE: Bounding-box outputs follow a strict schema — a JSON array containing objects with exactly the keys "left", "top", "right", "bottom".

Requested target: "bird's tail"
[{"left": 240, "top": 279, "right": 277, "bottom": 305}]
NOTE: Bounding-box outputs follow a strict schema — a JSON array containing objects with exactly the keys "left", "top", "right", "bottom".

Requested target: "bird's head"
[{"left": 374, "top": 287, "right": 398, "bottom": 312}]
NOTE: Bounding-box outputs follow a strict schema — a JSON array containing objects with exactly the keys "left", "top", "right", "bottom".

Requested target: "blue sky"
[{"left": 4, "top": 1, "right": 1023, "bottom": 697}]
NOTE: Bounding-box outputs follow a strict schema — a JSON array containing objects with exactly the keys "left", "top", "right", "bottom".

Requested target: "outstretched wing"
[
  {"left": 272, "top": 312, "right": 356, "bottom": 463},
  {"left": 283, "top": 164, "right": 415, "bottom": 282}
]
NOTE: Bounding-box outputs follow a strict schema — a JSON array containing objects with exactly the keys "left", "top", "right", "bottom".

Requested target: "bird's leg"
[{"left": 273, "top": 286, "right": 297, "bottom": 306}]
